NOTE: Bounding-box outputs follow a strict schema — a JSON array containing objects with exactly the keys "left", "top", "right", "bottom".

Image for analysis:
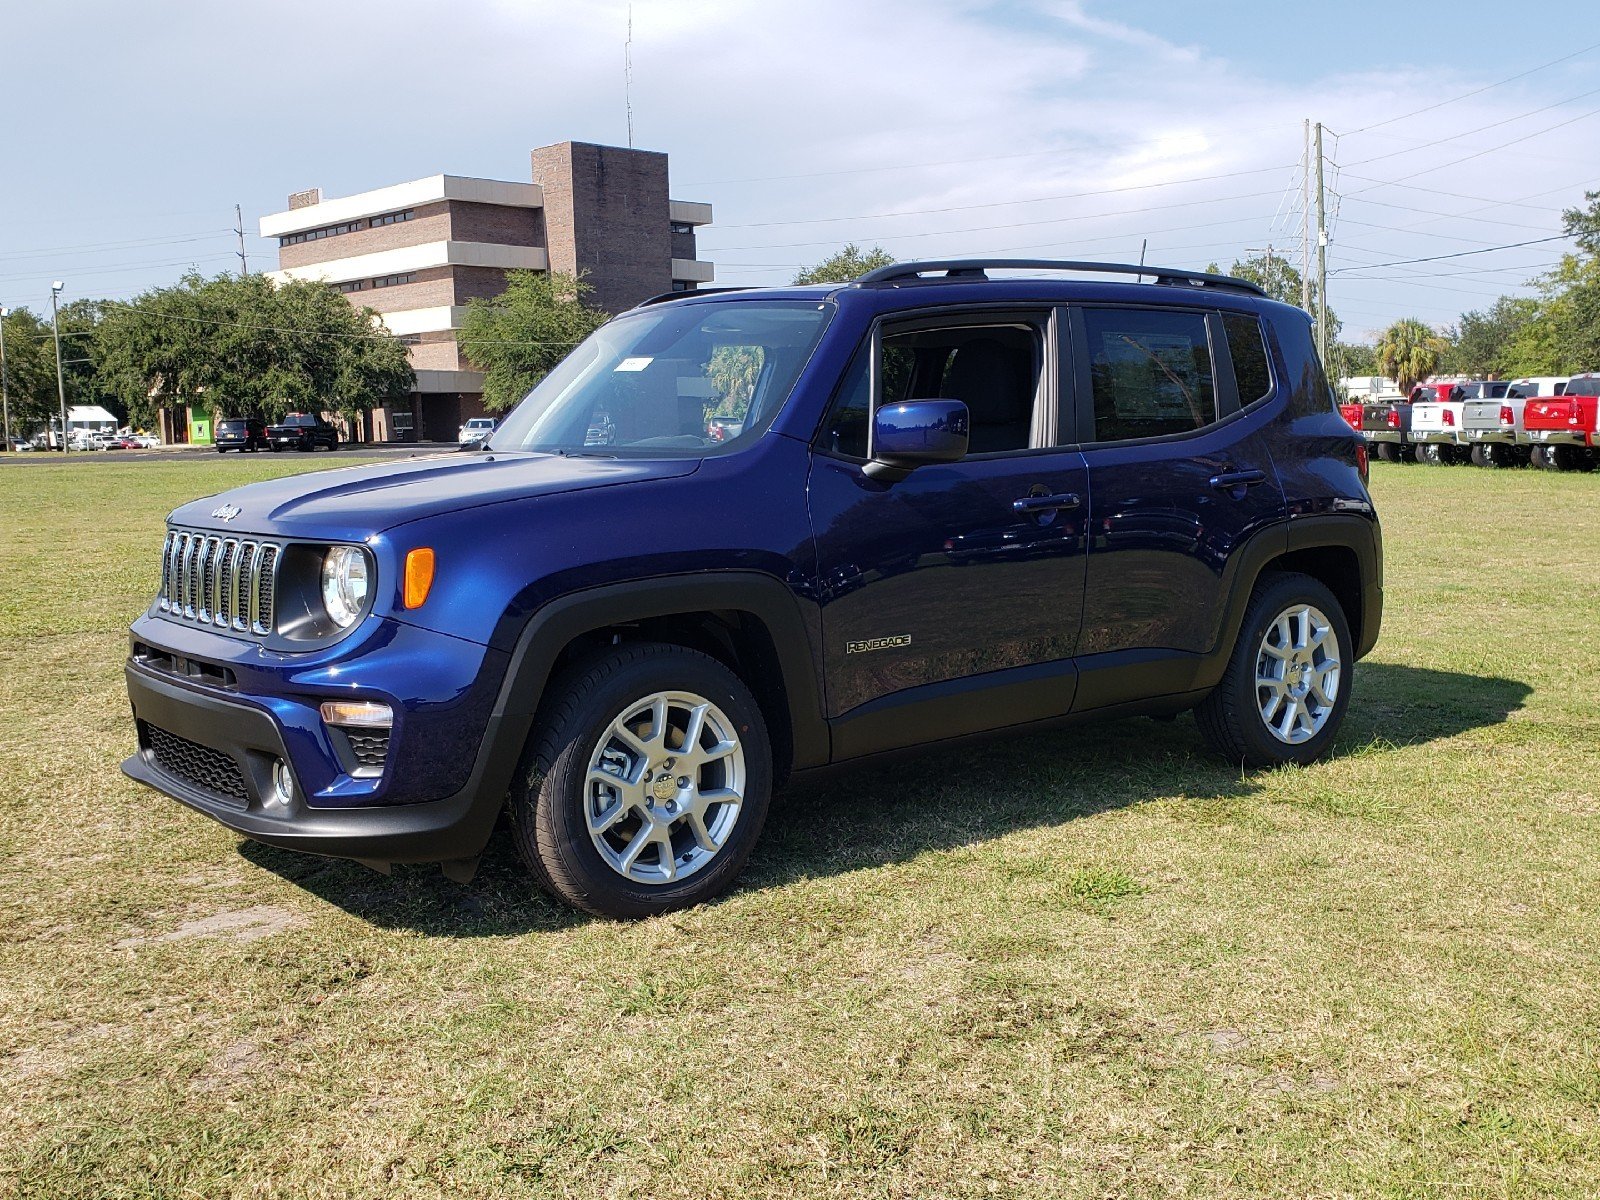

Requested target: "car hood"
[{"left": 169, "top": 451, "right": 701, "bottom": 538}]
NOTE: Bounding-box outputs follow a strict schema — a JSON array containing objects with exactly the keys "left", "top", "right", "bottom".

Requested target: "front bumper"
[{"left": 122, "top": 665, "right": 499, "bottom": 865}]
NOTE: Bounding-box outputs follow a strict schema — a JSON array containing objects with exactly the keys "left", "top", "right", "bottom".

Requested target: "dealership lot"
[{"left": 2, "top": 457, "right": 1598, "bottom": 1197}]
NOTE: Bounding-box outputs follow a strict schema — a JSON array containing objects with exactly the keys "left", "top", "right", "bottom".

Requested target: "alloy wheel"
[
  {"left": 1255, "top": 604, "right": 1342, "bottom": 745},
  {"left": 584, "top": 690, "right": 746, "bottom": 885}
]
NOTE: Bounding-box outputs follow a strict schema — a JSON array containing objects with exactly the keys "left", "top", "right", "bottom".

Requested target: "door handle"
[
  {"left": 1012, "top": 492, "right": 1082, "bottom": 514},
  {"left": 1208, "top": 469, "right": 1268, "bottom": 491}
]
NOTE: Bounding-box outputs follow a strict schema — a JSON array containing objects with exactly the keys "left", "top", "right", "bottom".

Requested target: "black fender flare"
[
  {"left": 483, "top": 572, "right": 829, "bottom": 781},
  {"left": 1200, "top": 512, "right": 1383, "bottom": 692}
]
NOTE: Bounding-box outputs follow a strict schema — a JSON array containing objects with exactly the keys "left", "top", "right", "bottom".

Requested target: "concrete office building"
[{"left": 261, "top": 141, "right": 714, "bottom": 442}]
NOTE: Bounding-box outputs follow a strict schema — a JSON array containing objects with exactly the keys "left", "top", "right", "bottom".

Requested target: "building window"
[
  {"left": 371, "top": 273, "right": 415, "bottom": 288},
  {"left": 398, "top": 334, "right": 422, "bottom": 346},
  {"left": 336, "top": 280, "right": 365, "bottom": 294},
  {"left": 671, "top": 280, "right": 694, "bottom": 292},
  {"left": 670, "top": 221, "right": 694, "bottom": 235},
  {"left": 279, "top": 220, "right": 364, "bottom": 247},
  {"left": 371, "top": 209, "right": 415, "bottom": 228}
]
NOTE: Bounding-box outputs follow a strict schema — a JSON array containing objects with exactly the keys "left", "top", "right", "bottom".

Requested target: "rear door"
[{"left": 1068, "top": 304, "right": 1287, "bottom": 710}]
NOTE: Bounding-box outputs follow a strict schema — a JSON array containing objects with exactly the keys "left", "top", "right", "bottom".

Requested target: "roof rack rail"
[
  {"left": 853, "top": 259, "right": 1268, "bottom": 298},
  {"left": 634, "top": 285, "right": 755, "bottom": 308}
]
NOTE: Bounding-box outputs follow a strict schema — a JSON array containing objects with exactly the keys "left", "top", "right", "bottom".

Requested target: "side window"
[
  {"left": 1083, "top": 308, "right": 1216, "bottom": 442},
  {"left": 817, "top": 321, "right": 1044, "bottom": 458},
  {"left": 1222, "top": 312, "right": 1273, "bottom": 406},
  {"left": 885, "top": 323, "right": 1041, "bottom": 454}
]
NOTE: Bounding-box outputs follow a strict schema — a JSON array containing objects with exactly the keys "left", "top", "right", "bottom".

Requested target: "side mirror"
[{"left": 864, "top": 400, "right": 970, "bottom": 480}]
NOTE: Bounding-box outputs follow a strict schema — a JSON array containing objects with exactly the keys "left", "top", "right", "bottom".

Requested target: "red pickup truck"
[{"left": 1523, "top": 373, "right": 1599, "bottom": 471}]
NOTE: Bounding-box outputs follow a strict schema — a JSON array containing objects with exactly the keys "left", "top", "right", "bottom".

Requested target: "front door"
[
  {"left": 808, "top": 310, "right": 1090, "bottom": 760},
  {"left": 1069, "top": 304, "right": 1287, "bottom": 709}
]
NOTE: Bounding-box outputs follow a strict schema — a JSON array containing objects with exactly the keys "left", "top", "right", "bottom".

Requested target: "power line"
[
  {"left": 1329, "top": 234, "right": 1571, "bottom": 274},
  {"left": 0, "top": 230, "right": 235, "bottom": 263},
  {"left": 706, "top": 163, "right": 1297, "bottom": 231},
  {"left": 1343, "top": 85, "right": 1600, "bottom": 168},
  {"left": 1342, "top": 39, "right": 1600, "bottom": 136},
  {"left": 1344, "top": 105, "right": 1600, "bottom": 197},
  {"left": 701, "top": 189, "right": 1284, "bottom": 253}
]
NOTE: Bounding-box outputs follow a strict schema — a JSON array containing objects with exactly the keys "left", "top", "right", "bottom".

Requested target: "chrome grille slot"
[{"left": 155, "top": 527, "right": 281, "bottom": 639}]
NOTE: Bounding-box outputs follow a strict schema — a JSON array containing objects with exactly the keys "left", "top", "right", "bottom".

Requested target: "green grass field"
[{"left": 2, "top": 456, "right": 1598, "bottom": 1198}]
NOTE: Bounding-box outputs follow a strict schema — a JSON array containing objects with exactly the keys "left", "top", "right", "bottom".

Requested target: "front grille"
[
  {"left": 145, "top": 723, "right": 250, "bottom": 807},
  {"left": 158, "top": 528, "right": 280, "bottom": 636}
]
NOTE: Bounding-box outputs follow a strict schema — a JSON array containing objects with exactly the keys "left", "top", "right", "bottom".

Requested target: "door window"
[
  {"left": 818, "top": 320, "right": 1045, "bottom": 458},
  {"left": 1082, "top": 308, "right": 1217, "bottom": 442}
]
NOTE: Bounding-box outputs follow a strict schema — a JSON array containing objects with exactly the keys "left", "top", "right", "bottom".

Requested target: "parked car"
[
  {"left": 1523, "top": 373, "right": 1599, "bottom": 471},
  {"left": 266, "top": 413, "right": 339, "bottom": 452},
  {"left": 120, "top": 257, "right": 1382, "bottom": 918},
  {"left": 458, "top": 417, "right": 497, "bottom": 448},
  {"left": 1461, "top": 379, "right": 1561, "bottom": 467},
  {"left": 1346, "top": 391, "right": 1413, "bottom": 461},
  {"left": 127, "top": 432, "right": 162, "bottom": 449},
  {"left": 1407, "top": 382, "right": 1473, "bottom": 464},
  {"left": 215, "top": 417, "right": 267, "bottom": 453}
]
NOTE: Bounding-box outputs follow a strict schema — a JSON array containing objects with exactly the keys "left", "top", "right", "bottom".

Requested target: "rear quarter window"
[{"left": 1221, "top": 312, "right": 1273, "bottom": 406}]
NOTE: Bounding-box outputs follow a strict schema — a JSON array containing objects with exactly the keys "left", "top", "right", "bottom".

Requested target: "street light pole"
[
  {"left": 0, "top": 305, "right": 11, "bottom": 452},
  {"left": 50, "top": 281, "right": 68, "bottom": 454}
]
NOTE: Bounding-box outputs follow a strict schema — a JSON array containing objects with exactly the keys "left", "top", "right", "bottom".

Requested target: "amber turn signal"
[{"left": 404, "top": 548, "right": 435, "bottom": 609}]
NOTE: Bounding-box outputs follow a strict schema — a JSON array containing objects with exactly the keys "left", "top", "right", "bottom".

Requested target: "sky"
[{"left": 2, "top": 0, "right": 1597, "bottom": 342}]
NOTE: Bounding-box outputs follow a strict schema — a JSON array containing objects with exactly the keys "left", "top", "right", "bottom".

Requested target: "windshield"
[{"left": 489, "top": 299, "right": 834, "bottom": 456}]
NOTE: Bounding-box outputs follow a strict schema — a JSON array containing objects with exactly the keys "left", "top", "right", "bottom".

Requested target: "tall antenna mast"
[{"left": 625, "top": 5, "right": 635, "bottom": 148}]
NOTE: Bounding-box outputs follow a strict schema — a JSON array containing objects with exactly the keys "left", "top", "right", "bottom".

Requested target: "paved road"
[{"left": 0, "top": 443, "right": 462, "bottom": 466}]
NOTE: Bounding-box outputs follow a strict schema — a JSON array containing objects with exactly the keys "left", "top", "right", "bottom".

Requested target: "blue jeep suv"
[{"left": 122, "top": 260, "right": 1382, "bottom": 917}]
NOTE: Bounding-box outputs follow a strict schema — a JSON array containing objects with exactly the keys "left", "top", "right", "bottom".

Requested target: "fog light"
[
  {"left": 319, "top": 700, "right": 394, "bottom": 729},
  {"left": 270, "top": 758, "right": 295, "bottom": 806}
]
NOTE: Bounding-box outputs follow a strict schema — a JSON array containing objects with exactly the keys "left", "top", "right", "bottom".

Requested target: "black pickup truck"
[{"left": 266, "top": 412, "right": 339, "bottom": 452}]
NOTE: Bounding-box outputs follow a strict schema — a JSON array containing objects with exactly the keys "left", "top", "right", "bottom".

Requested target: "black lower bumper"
[{"left": 122, "top": 664, "right": 499, "bottom": 866}]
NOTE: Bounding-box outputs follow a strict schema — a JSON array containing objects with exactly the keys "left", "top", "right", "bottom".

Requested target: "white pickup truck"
[
  {"left": 1407, "top": 382, "right": 1470, "bottom": 464},
  {"left": 1461, "top": 377, "right": 1565, "bottom": 467}
]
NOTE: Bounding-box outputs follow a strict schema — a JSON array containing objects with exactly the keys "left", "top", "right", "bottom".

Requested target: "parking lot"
[{"left": 0, "top": 442, "right": 459, "bottom": 467}]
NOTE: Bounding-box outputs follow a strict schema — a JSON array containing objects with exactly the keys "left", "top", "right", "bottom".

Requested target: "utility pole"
[
  {"left": 1245, "top": 245, "right": 1276, "bottom": 299},
  {"left": 1301, "top": 118, "right": 1312, "bottom": 313},
  {"left": 1314, "top": 122, "right": 1329, "bottom": 366},
  {"left": 50, "top": 282, "right": 68, "bottom": 454},
  {"left": 235, "top": 204, "right": 248, "bottom": 276},
  {"left": 0, "top": 305, "right": 11, "bottom": 452}
]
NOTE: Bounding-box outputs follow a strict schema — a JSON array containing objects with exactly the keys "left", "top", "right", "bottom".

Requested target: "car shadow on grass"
[{"left": 238, "top": 660, "right": 1529, "bottom": 934}]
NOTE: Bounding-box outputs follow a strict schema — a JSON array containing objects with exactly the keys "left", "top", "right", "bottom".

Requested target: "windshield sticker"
[{"left": 614, "top": 357, "right": 653, "bottom": 372}]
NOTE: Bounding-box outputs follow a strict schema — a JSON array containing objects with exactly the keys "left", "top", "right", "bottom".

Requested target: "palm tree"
[{"left": 1376, "top": 318, "right": 1449, "bottom": 393}]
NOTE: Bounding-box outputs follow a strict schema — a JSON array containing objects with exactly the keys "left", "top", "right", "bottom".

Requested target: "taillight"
[
  {"left": 1356, "top": 441, "right": 1369, "bottom": 483},
  {"left": 1386, "top": 410, "right": 1401, "bottom": 429},
  {"left": 1442, "top": 408, "right": 1455, "bottom": 426},
  {"left": 1339, "top": 404, "right": 1362, "bottom": 430},
  {"left": 1500, "top": 405, "right": 1514, "bottom": 426}
]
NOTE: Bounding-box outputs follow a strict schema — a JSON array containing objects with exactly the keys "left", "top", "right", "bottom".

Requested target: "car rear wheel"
[
  {"left": 1374, "top": 442, "right": 1403, "bottom": 463},
  {"left": 509, "top": 643, "right": 773, "bottom": 918},
  {"left": 1195, "top": 572, "right": 1352, "bottom": 768}
]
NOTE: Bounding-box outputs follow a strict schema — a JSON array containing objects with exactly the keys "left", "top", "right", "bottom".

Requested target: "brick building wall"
[{"left": 531, "top": 141, "right": 672, "bottom": 313}]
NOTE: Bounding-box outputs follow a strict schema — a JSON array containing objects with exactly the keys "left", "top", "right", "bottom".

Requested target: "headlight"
[{"left": 320, "top": 546, "right": 370, "bottom": 629}]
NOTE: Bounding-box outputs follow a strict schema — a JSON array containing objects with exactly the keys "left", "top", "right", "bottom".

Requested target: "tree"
[
  {"left": 1211, "top": 253, "right": 1341, "bottom": 350},
  {"left": 1376, "top": 318, "right": 1450, "bottom": 393},
  {"left": 1441, "top": 296, "right": 1538, "bottom": 377},
  {"left": 456, "top": 270, "right": 609, "bottom": 412},
  {"left": 0, "top": 307, "right": 59, "bottom": 433},
  {"left": 793, "top": 244, "right": 894, "bottom": 285},
  {"left": 1332, "top": 341, "right": 1380, "bottom": 379},
  {"left": 1561, "top": 189, "right": 1600, "bottom": 258},
  {"left": 95, "top": 271, "right": 413, "bottom": 426}
]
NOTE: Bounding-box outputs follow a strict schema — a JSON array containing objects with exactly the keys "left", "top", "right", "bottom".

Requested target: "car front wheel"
[
  {"left": 1195, "top": 572, "right": 1352, "bottom": 768},
  {"left": 509, "top": 643, "right": 773, "bottom": 918}
]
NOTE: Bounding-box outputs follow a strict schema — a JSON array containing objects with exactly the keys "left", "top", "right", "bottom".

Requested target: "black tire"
[
  {"left": 1529, "top": 445, "right": 1551, "bottom": 470},
  {"left": 1546, "top": 444, "right": 1580, "bottom": 472},
  {"left": 1374, "top": 442, "right": 1403, "bottom": 463},
  {"left": 508, "top": 642, "right": 774, "bottom": 918},
  {"left": 216, "top": 447, "right": 227, "bottom": 454},
  {"left": 270, "top": 443, "right": 281, "bottom": 453},
  {"left": 1415, "top": 443, "right": 1443, "bottom": 465},
  {"left": 1194, "top": 572, "right": 1353, "bottom": 769}
]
